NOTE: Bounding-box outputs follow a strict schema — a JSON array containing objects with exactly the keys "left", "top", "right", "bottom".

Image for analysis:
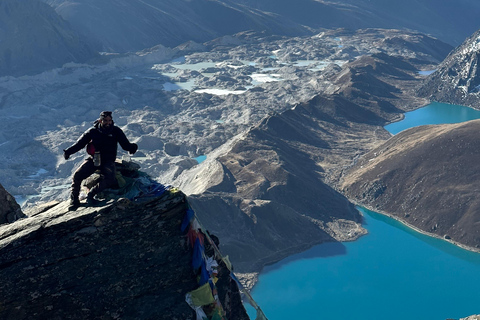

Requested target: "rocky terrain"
[
  {"left": 0, "top": 0, "right": 99, "bottom": 76},
  {"left": 418, "top": 28, "right": 480, "bottom": 108},
  {"left": 0, "top": 183, "right": 25, "bottom": 224},
  {"left": 0, "top": 28, "right": 453, "bottom": 272},
  {"left": 0, "top": 184, "right": 249, "bottom": 319},
  {"left": 340, "top": 120, "right": 480, "bottom": 251}
]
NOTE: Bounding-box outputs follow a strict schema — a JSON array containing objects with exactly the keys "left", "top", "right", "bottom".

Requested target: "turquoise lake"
[
  {"left": 384, "top": 101, "right": 480, "bottom": 134},
  {"left": 246, "top": 102, "right": 480, "bottom": 320}
]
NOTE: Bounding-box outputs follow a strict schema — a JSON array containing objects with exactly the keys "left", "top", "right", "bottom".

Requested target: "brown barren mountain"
[{"left": 341, "top": 119, "right": 480, "bottom": 251}]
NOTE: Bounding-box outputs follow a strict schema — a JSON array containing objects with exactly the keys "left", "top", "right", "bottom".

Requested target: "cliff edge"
[{"left": 0, "top": 184, "right": 249, "bottom": 319}]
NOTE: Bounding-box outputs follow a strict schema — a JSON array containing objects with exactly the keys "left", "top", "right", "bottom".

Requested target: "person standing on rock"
[{"left": 63, "top": 111, "right": 138, "bottom": 210}]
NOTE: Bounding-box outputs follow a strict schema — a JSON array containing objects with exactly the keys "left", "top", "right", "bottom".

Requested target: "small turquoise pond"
[
  {"left": 246, "top": 102, "right": 480, "bottom": 319},
  {"left": 194, "top": 155, "right": 207, "bottom": 164}
]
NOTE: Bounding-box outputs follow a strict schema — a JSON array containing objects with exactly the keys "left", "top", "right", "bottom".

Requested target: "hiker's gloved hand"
[
  {"left": 129, "top": 143, "right": 138, "bottom": 155},
  {"left": 63, "top": 149, "right": 70, "bottom": 160}
]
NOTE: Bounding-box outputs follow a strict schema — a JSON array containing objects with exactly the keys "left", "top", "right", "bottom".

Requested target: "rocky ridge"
[
  {"left": 0, "top": 185, "right": 249, "bottom": 319},
  {"left": 340, "top": 120, "right": 480, "bottom": 251},
  {"left": 418, "top": 28, "right": 480, "bottom": 108}
]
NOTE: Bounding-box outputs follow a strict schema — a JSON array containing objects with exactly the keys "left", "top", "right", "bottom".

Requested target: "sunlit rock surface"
[{"left": 418, "top": 29, "right": 480, "bottom": 108}]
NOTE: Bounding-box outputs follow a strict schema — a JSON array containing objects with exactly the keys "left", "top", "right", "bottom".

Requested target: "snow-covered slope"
[{"left": 417, "top": 29, "right": 480, "bottom": 107}]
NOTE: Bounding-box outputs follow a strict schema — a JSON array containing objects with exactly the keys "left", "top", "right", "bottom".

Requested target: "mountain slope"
[
  {"left": 341, "top": 120, "right": 480, "bottom": 251},
  {"left": 418, "top": 28, "right": 480, "bottom": 108},
  {"left": 173, "top": 97, "right": 368, "bottom": 272},
  {"left": 0, "top": 0, "right": 98, "bottom": 76},
  {"left": 239, "top": 0, "right": 480, "bottom": 46},
  {"left": 43, "top": 0, "right": 480, "bottom": 53},
  {"left": 43, "top": 0, "right": 309, "bottom": 52}
]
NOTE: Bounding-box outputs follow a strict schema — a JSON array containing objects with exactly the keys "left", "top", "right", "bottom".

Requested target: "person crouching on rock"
[{"left": 63, "top": 111, "right": 138, "bottom": 210}]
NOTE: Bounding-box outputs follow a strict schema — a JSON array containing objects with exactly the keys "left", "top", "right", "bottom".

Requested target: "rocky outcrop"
[
  {"left": 341, "top": 120, "right": 480, "bottom": 251},
  {"left": 0, "top": 183, "right": 25, "bottom": 224},
  {"left": 0, "top": 0, "right": 99, "bottom": 77},
  {"left": 417, "top": 28, "right": 480, "bottom": 108},
  {"left": 0, "top": 189, "right": 249, "bottom": 319}
]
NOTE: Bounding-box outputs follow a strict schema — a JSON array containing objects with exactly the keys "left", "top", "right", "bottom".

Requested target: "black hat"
[{"left": 100, "top": 111, "right": 112, "bottom": 119}]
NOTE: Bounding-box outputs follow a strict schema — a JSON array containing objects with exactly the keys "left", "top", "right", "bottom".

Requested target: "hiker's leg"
[
  {"left": 71, "top": 159, "right": 95, "bottom": 204},
  {"left": 87, "top": 161, "right": 117, "bottom": 199}
]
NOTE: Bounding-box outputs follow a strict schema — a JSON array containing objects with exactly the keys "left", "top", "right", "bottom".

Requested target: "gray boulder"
[{"left": 0, "top": 183, "right": 24, "bottom": 224}]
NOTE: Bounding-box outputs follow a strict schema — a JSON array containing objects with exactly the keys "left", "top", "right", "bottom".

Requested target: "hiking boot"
[
  {"left": 68, "top": 198, "right": 80, "bottom": 211},
  {"left": 86, "top": 194, "right": 101, "bottom": 206}
]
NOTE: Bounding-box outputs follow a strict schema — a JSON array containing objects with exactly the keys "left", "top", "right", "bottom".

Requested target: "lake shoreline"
[{"left": 352, "top": 200, "right": 480, "bottom": 255}]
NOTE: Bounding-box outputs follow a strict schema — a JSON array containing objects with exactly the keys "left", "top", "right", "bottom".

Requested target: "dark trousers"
[{"left": 70, "top": 159, "right": 117, "bottom": 201}]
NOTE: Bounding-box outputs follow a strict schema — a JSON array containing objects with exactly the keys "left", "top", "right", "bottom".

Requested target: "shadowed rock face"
[
  {"left": 341, "top": 120, "right": 480, "bottom": 251},
  {"left": 0, "top": 190, "right": 249, "bottom": 319},
  {"left": 0, "top": 0, "right": 98, "bottom": 76},
  {"left": 0, "top": 183, "right": 24, "bottom": 224}
]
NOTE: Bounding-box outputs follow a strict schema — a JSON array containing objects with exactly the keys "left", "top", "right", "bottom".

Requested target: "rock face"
[
  {"left": 0, "top": 183, "right": 24, "bottom": 224},
  {"left": 0, "top": 189, "right": 249, "bottom": 319},
  {"left": 0, "top": 0, "right": 98, "bottom": 76},
  {"left": 418, "top": 28, "right": 480, "bottom": 108},
  {"left": 341, "top": 120, "right": 480, "bottom": 251}
]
